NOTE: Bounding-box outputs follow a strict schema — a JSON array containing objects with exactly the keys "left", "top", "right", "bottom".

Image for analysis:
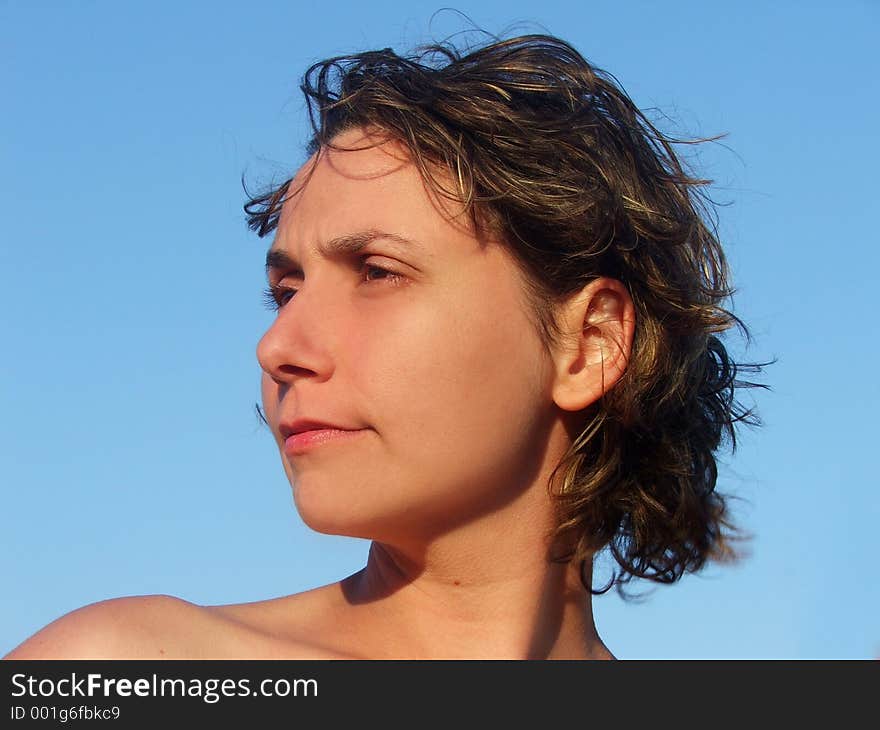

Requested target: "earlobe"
[{"left": 551, "top": 278, "right": 635, "bottom": 412}]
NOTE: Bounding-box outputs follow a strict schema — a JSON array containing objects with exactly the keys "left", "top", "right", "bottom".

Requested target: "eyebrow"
[{"left": 265, "top": 230, "right": 421, "bottom": 274}]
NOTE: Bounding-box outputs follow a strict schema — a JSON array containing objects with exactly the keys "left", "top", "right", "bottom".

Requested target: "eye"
[
  {"left": 360, "top": 259, "right": 405, "bottom": 285},
  {"left": 262, "top": 284, "right": 296, "bottom": 311},
  {"left": 262, "top": 258, "right": 406, "bottom": 312}
]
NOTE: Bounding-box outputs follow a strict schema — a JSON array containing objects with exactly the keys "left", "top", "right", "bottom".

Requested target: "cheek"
[
  {"left": 353, "top": 284, "right": 552, "bottom": 472},
  {"left": 359, "top": 307, "right": 549, "bottom": 537}
]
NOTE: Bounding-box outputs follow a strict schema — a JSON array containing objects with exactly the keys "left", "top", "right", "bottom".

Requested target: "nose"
[{"left": 256, "top": 287, "right": 334, "bottom": 385}]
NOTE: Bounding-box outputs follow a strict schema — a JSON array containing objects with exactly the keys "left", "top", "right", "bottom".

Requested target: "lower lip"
[{"left": 283, "top": 428, "right": 366, "bottom": 456}]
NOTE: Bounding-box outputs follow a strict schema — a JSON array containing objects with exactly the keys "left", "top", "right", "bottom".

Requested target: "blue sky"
[{"left": 2, "top": 0, "right": 877, "bottom": 658}]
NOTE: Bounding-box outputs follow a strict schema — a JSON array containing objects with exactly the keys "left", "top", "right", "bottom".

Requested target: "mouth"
[{"left": 282, "top": 427, "right": 367, "bottom": 456}]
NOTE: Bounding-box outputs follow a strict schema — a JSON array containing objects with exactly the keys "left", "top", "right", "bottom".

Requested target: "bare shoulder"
[
  {"left": 4, "top": 585, "right": 356, "bottom": 660},
  {"left": 3, "top": 595, "right": 211, "bottom": 660}
]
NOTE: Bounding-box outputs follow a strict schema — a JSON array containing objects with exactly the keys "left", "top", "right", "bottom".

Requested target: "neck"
[{"left": 339, "top": 540, "right": 611, "bottom": 660}]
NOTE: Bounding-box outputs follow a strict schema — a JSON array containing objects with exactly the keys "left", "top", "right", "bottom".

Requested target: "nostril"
[{"left": 278, "top": 364, "right": 316, "bottom": 378}]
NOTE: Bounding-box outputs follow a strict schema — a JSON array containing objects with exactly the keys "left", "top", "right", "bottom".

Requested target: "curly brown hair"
[{"left": 245, "top": 33, "right": 767, "bottom": 595}]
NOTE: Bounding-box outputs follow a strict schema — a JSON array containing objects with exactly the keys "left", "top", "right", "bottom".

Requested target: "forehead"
[{"left": 274, "top": 128, "right": 476, "bottom": 253}]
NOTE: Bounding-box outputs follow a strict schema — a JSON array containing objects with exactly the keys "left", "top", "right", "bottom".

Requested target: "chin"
[
  {"left": 292, "top": 484, "right": 379, "bottom": 539},
  {"left": 297, "top": 510, "right": 368, "bottom": 539},
  {"left": 293, "top": 484, "right": 429, "bottom": 544}
]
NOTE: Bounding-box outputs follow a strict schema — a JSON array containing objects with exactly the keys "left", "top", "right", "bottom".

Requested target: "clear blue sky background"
[{"left": 2, "top": 0, "right": 877, "bottom": 659}]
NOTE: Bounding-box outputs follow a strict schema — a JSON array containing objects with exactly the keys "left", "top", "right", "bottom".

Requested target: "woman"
[{"left": 5, "top": 34, "right": 761, "bottom": 660}]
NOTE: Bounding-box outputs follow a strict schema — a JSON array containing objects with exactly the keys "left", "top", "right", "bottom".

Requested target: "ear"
[{"left": 550, "top": 277, "right": 636, "bottom": 412}]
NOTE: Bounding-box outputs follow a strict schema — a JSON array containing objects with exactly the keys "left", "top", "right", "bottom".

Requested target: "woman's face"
[{"left": 257, "top": 128, "right": 562, "bottom": 545}]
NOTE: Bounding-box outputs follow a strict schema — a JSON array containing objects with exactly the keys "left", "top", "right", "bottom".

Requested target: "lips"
[
  {"left": 279, "top": 418, "right": 359, "bottom": 439},
  {"left": 280, "top": 419, "right": 367, "bottom": 456}
]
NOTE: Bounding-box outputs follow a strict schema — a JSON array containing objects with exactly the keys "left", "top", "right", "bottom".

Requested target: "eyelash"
[{"left": 262, "top": 260, "right": 405, "bottom": 311}]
